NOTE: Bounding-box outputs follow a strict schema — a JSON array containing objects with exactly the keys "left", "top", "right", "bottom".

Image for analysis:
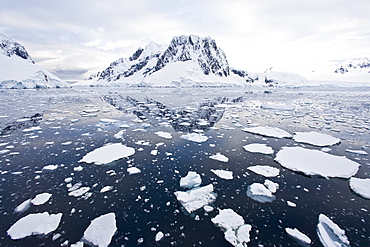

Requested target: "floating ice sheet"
[
  {"left": 210, "top": 169, "right": 233, "bottom": 180},
  {"left": 155, "top": 131, "right": 172, "bottom": 139},
  {"left": 285, "top": 227, "right": 312, "bottom": 245},
  {"left": 242, "top": 126, "right": 292, "bottom": 138},
  {"left": 7, "top": 212, "right": 62, "bottom": 240},
  {"left": 174, "top": 184, "right": 216, "bottom": 213},
  {"left": 247, "top": 165, "right": 280, "bottom": 177},
  {"left": 79, "top": 143, "right": 135, "bottom": 165},
  {"left": 246, "top": 180, "right": 278, "bottom": 203},
  {"left": 346, "top": 149, "right": 368, "bottom": 155},
  {"left": 293, "top": 131, "right": 340, "bottom": 147},
  {"left": 243, "top": 143, "right": 274, "bottom": 155},
  {"left": 349, "top": 177, "right": 370, "bottom": 199},
  {"left": 180, "top": 171, "right": 202, "bottom": 188},
  {"left": 275, "top": 147, "right": 360, "bottom": 178},
  {"left": 82, "top": 212, "right": 117, "bottom": 247},
  {"left": 209, "top": 153, "right": 229, "bottom": 162},
  {"left": 31, "top": 192, "right": 52, "bottom": 206},
  {"left": 317, "top": 214, "right": 350, "bottom": 247},
  {"left": 180, "top": 133, "right": 209, "bottom": 143}
]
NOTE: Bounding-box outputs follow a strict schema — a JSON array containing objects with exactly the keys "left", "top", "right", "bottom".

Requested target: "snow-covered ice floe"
[
  {"left": 14, "top": 199, "right": 32, "bottom": 213},
  {"left": 155, "top": 131, "right": 172, "bottom": 139},
  {"left": 349, "top": 177, "right": 370, "bottom": 199},
  {"left": 209, "top": 153, "right": 229, "bottom": 162},
  {"left": 243, "top": 143, "right": 274, "bottom": 155},
  {"left": 246, "top": 180, "right": 279, "bottom": 203},
  {"left": 285, "top": 227, "right": 312, "bottom": 245},
  {"left": 127, "top": 167, "right": 141, "bottom": 175},
  {"left": 317, "top": 213, "right": 350, "bottom": 247},
  {"left": 210, "top": 169, "right": 233, "bottom": 180},
  {"left": 30, "top": 192, "right": 52, "bottom": 205},
  {"left": 211, "top": 208, "right": 252, "bottom": 247},
  {"left": 79, "top": 143, "right": 135, "bottom": 165},
  {"left": 174, "top": 184, "right": 216, "bottom": 213},
  {"left": 345, "top": 149, "right": 368, "bottom": 156},
  {"left": 242, "top": 126, "right": 292, "bottom": 138},
  {"left": 82, "top": 212, "right": 117, "bottom": 247},
  {"left": 293, "top": 131, "right": 340, "bottom": 147},
  {"left": 275, "top": 147, "right": 360, "bottom": 178},
  {"left": 247, "top": 165, "right": 280, "bottom": 177},
  {"left": 180, "top": 133, "right": 209, "bottom": 143},
  {"left": 180, "top": 171, "right": 202, "bottom": 188},
  {"left": 7, "top": 212, "right": 62, "bottom": 240}
]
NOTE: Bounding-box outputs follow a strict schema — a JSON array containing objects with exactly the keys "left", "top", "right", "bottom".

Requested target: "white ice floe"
[
  {"left": 264, "top": 179, "right": 279, "bottom": 193},
  {"left": 349, "top": 177, "right": 370, "bottom": 199},
  {"left": 293, "top": 131, "right": 340, "bottom": 147},
  {"left": 79, "top": 143, "right": 135, "bottom": 165},
  {"left": 14, "top": 199, "right": 32, "bottom": 213},
  {"left": 243, "top": 143, "right": 274, "bottom": 155},
  {"left": 247, "top": 165, "right": 280, "bottom": 177},
  {"left": 180, "top": 133, "right": 209, "bottom": 143},
  {"left": 100, "top": 186, "right": 114, "bottom": 193},
  {"left": 210, "top": 169, "right": 233, "bottom": 180},
  {"left": 42, "top": 164, "right": 58, "bottom": 171},
  {"left": 114, "top": 130, "right": 125, "bottom": 139},
  {"left": 150, "top": 149, "right": 158, "bottom": 156},
  {"left": 180, "top": 171, "right": 202, "bottom": 188},
  {"left": 7, "top": 212, "right": 62, "bottom": 240},
  {"left": 346, "top": 149, "right": 368, "bottom": 155},
  {"left": 317, "top": 214, "right": 350, "bottom": 247},
  {"left": 242, "top": 126, "right": 292, "bottom": 138},
  {"left": 31, "top": 192, "right": 52, "bottom": 206},
  {"left": 68, "top": 187, "right": 90, "bottom": 197},
  {"left": 275, "top": 147, "right": 360, "bottom": 178},
  {"left": 209, "top": 153, "right": 229, "bottom": 162},
  {"left": 211, "top": 208, "right": 252, "bottom": 247},
  {"left": 61, "top": 141, "right": 73, "bottom": 146},
  {"left": 246, "top": 180, "right": 279, "bottom": 203},
  {"left": 82, "top": 212, "right": 117, "bottom": 247},
  {"left": 155, "top": 131, "right": 172, "bottom": 139},
  {"left": 174, "top": 184, "right": 216, "bottom": 213},
  {"left": 99, "top": 119, "right": 118, "bottom": 125},
  {"left": 155, "top": 231, "right": 164, "bottom": 242},
  {"left": 285, "top": 227, "right": 312, "bottom": 245},
  {"left": 127, "top": 167, "right": 141, "bottom": 175}
]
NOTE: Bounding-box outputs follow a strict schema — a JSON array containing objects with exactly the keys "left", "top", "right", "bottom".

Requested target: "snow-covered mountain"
[
  {"left": 334, "top": 58, "right": 370, "bottom": 74},
  {"left": 0, "top": 32, "right": 68, "bottom": 89},
  {"left": 78, "top": 35, "right": 262, "bottom": 87}
]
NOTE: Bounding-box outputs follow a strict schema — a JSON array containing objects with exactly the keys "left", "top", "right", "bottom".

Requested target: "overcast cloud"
[{"left": 1, "top": 0, "right": 369, "bottom": 81}]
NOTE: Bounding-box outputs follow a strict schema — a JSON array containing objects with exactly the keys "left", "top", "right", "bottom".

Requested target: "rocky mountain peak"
[
  {"left": 0, "top": 32, "right": 34, "bottom": 63},
  {"left": 335, "top": 57, "right": 370, "bottom": 74}
]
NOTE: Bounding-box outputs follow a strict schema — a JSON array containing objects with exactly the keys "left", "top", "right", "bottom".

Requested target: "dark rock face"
[
  {"left": 0, "top": 34, "right": 34, "bottom": 63},
  {"left": 334, "top": 58, "right": 370, "bottom": 74}
]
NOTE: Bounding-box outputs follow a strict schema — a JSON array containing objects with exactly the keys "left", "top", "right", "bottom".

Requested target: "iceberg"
[
  {"left": 293, "top": 131, "right": 340, "bottom": 147},
  {"left": 79, "top": 143, "right": 135, "bottom": 165},
  {"left": 7, "top": 212, "right": 62, "bottom": 240},
  {"left": 209, "top": 153, "right": 229, "bottom": 162},
  {"left": 82, "top": 212, "right": 117, "bottom": 247},
  {"left": 247, "top": 165, "right": 280, "bottom": 177},
  {"left": 243, "top": 143, "right": 274, "bottom": 155},
  {"left": 349, "top": 177, "right": 370, "bottom": 199},
  {"left": 180, "top": 171, "right": 202, "bottom": 188},
  {"left": 210, "top": 169, "right": 233, "bottom": 180},
  {"left": 317, "top": 214, "right": 350, "bottom": 247},
  {"left": 174, "top": 184, "right": 216, "bottom": 213},
  {"left": 242, "top": 126, "right": 292, "bottom": 138},
  {"left": 275, "top": 147, "right": 360, "bottom": 178},
  {"left": 211, "top": 208, "right": 252, "bottom": 247}
]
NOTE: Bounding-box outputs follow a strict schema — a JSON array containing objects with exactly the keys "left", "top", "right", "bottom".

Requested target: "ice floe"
[
  {"left": 174, "top": 184, "right": 216, "bottom": 213},
  {"left": 79, "top": 143, "right": 135, "bottom": 165},
  {"left": 14, "top": 199, "right": 32, "bottom": 213},
  {"left": 317, "top": 214, "right": 350, "bottom": 247},
  {"left": 82, "top": 212, "right": 117, "bottom": 247},
  {"left": 243, "top": 143, "right": 274, "bottom": 155},
  {"left": 42, "top": 164, "right": 58, "bottom": 171},
  {"left": 242, "top": 126, "right": 292, "bottom": 138},
  {"left": 285, "top": 227, "right": 312, "bottom": 245},
  {"left": 7, "top": 212, "right": 62, "bottom": 240},
  {"left": 246, "top": 180, "right": 279, "bottom": 203},
  {"left": 210, "top": 169, "right": 233, "bottom": 180},
  {"left": 209, "top": 153, "right": 229, "bottom": 162},
  {"left": 349, "top": 177, "right": 370, "bottom": 199},
  {"left": 275, "top": 147, "right": 360, "bottom": 178},
  {"left": 247, "top": 165, "right": 280, "bottom": 177},
  {"left": 100, "top": 186, "right": 114, "bottom": 193},
  {"left": 30, "top": 192, "right": 52, "bottom": 206},
  {"left": 127, "top": 167, "right": 141, "bottom": 175},
  {"left": 346, "top": 149, "right": 368, "bottom": 155},
  {"left": 155, "top": 231, "right": 164, "bottom": 242},
  {"left": 293, "top": 131, "right": 341, "bottom": 147},
  {"left": 68, "top": 187, "right": 90, "bottom": 197},
  {"left": 211, "top": 208, "right": 252, "bottom": 247},
  {"left": 180, "top": 171, "right": 202, "bottom": 188},
  {"left": 180, "top": 133, "right": 209, "bottom": 143},
  {"left": 155, "top": 131, "right": 172, "bottom": 139}
]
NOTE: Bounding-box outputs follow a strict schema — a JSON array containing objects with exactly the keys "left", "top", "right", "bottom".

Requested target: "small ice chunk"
[
  {"left": 31, "top": 193, "right": 52, "bottom": 206},
  {"left": 264, "top": 179, "right": 279, "bottom": 193},
  {"left": 61, "top": 141, "right": 73, "bottom": 146},
  {"left": 242, "top": 126, "right": 292, "bottom": 138},
  {"left": 243, "top": 143, "right": 274, "bottom": 155},
  {"left": 211, "top": 208, "right": 252, "bottom": 247},
  {"left": 293, "top": 131, "right": 340, "bottom": 146},
  {"left": 287, "top": 201, "right": 297, "bottom": 207},
  {"left": 209, "top": 153, "right": 229, "bottom": 162},
  {"left": 247, "top": 165, "right": 280, "bottom": 177},
  {"left": 99, "top": 119, "right": 118, "bottom": 124},
  {"left": 100, "top": 186, "right": 114, "bottom": 193},
  {"left": 346, "top": 149, "right": 368, "bottom": 155},
  {"left": 42, "top": 164, "right": 58, "bottom": 171},
  {"left": 74, "top": 166, "right": 83, "bottom": 172},
  {"left": 14, "top": 199, "right": 32, "bottom": 213},
  {"left": 180, "top": 171, "right": 202, "bottom": 188},
  {"left": 68, "top": 187, "right": 90, "bottom": 197},
  {"left": 203, "top": 205, "right": 214, "bottom": 212},
  {"left": 150, "top": 150, "right": 158, "bottom": 156},
  {"left": 275, "top": 147, "right": 360, "bottom": 178},
  {"left": 114, "top": 130, "right": 125, "bottom": 139},
  {"left": 210, "top": 169, "right": 233, "bottom": 180},
  {"left": 349, "top": 177, "right": 370, "bottom": 199},
  {"left": 79, "top": 143, "right": 135, "bottom": 165},
  {"left": 64, "top": 177, "right": 73, "bottom": 183},
  {"left": 285, "top": 227, "right": 312, "bottom": 245},
  {"left": 246, "top": 182, "right": 276, "bottom": 203},
  {"left": 70, "top": 242, "right": 84, "bottom": 247},
  {"left": 155, "top": 131, "right": 172, "bottom": 139},
  {"left": 174, "top": 184, "right": 216, "bottom": 213},
  {"left": 317, "top": 214, "right": 350, "bottom": 247},
  {"left": 82, "top": 212, "right": 117, "bottom": 247},
  {"left": 155, "top": 231, "right": 164, "bottom": 242},
  {"left": 127, "top": 167, "right": 141, "bottom": 175},
  {"left": 7, "top": 212, "right": 62, "bottom": 240},
  {"left": 180, "top": 133, "right": 209, "bottom": 143}
]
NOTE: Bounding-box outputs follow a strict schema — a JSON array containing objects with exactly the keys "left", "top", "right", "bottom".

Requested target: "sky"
[{"left": 1, "top": 0, "right": 369, "bottom": 82}]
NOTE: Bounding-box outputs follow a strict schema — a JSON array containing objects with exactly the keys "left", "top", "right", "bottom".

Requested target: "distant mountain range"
[
  {"left": 334, "top": 58, "right": 370, "bottom": 74},
  {"left": 0, "top": 32, "right": 68, "bottom": 89}
]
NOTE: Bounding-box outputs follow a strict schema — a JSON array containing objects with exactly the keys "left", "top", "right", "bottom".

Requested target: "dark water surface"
[{"left": 0, "top": 87, "right": 369, "bottom": 246}]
